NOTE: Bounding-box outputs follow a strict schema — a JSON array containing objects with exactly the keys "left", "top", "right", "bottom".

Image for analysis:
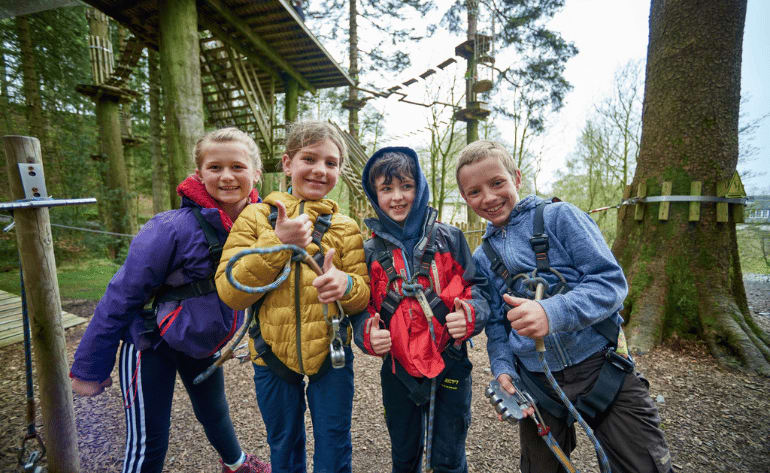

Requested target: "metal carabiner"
[{"left": 18, "top": 433, "right": 45, "bottom": 473}]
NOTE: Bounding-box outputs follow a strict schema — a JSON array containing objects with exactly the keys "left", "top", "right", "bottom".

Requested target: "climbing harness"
[
  {"left": 482, "top": 199, "right": 623, "bottom": 473},
  {"left": 368, "top": 208, "right": 463, "bottom": 473},
  {"left": 195, "top": 205, "right": 347, "bottom": 385}
]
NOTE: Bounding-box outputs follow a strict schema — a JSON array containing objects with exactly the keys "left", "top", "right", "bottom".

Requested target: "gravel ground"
[{"left": 1, "top": 276, "right": 768, "bottom": 473}]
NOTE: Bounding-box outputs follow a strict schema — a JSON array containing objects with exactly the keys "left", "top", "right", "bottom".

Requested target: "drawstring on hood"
[
  {"left": 176, "top": 175, "right": 260, "bottom": 232},
  {"left": 362, "top": 146, "right": 430, "bottom": 260}
]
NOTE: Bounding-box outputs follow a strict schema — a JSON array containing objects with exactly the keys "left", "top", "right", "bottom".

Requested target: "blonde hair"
[
  {"left": 456, "top": 140, "right": 519, "bottom": 191},
  {"left": 194, "top": 127, "right": 263, "bottom": 176},
  {"left": 284, "top": 120, "right": 348, "bottom": 169}
]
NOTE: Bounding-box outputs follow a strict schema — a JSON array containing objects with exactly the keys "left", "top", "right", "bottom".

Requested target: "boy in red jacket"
[{"left": 353, "top": 147, "right": 489, "bottom": 473}]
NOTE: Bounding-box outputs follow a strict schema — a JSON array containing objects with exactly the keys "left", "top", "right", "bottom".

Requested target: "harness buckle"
[
  {"left": 605, "top": 349, "right": 634, "bottom": 373},
  {"left": 530, "top": 233, "right": 549, "bottom": 255}
]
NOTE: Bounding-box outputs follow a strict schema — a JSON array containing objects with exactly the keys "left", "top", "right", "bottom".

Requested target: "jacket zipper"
[{"left": 295, "top": 201, "right": 305, "bottom": 375}]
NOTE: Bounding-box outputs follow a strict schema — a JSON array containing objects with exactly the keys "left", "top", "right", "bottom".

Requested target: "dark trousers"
[
  {"left": 380, "top": 355, "right": 473, "bottom": 473},
  {"left": 118, "top": 341, "right": 242, "bottom": 473},
  {"left": 518, "top": 351, "right": 672, "bottom": 473},
  {"left": 252, "top": 347, "right": 355, "bottom": 473}
]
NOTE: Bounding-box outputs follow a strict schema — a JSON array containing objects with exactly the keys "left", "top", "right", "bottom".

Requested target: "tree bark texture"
[
  {"left": 148, "top": 49, "right": 167, "bottom": 213},
  {"left": 465, "top": 0, "right": 479, "bottom": 227},
  {"left": 3, "top": 136, "right": 80, "bottom": 473},
  {"left": 612, "top": 0, "right": 769, "bottom": 374},
  {"left": 159, "top": 0, "right": 204, "bottom": 209},
  {"left": 347, "top": 0, "right": 359, "bottom": 139}
]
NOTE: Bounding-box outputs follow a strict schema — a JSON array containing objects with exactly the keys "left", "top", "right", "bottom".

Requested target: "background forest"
[{"left": 0, "top": 2, "right": 767, "bottom": 271}]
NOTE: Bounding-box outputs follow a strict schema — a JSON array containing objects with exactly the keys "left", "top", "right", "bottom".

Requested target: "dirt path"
[{"left": 1, "top": 276, "right": 768, "bottom": 472}]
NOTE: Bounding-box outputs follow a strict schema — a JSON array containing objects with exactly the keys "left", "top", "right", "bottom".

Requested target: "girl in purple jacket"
[{"left": 70, "top": 128, "right": 270, "bottom": 473}]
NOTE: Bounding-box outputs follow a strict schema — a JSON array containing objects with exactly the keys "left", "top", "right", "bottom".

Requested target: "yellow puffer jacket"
[{"left": 215, "top": 191, "right": 370, "bottom": 375}]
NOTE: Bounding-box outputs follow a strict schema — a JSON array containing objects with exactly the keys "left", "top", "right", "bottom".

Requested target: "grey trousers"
[{"left": 518, "top": 351, "right": 672, "bottom": 473}]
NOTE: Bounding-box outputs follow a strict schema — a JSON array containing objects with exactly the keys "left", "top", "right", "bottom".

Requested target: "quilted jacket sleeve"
[
  {"left": 215, "top": 204, "right": 293, "bottom": 310},
  {"left": 335, "top": 215, "right": 370, "bottom": 314}
]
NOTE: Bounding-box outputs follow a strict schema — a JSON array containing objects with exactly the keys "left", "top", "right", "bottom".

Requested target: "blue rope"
[{"left": 225, "top": 244, "right": 307, "bottom": 294}]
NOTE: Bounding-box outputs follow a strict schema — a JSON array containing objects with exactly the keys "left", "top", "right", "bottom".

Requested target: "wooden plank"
[
  {"left": 689, "top": 181, "right": 702, "bottom": 221},
  {"left": 717, "top": 181, "right": 729, "bottom": 222},
  {"left": 0, "top": 290, "right": 87, "bottom": 348},
  {"left": 658, "top": 181, "right": 672, "bottom": 221},
  {"left": 634, "top": 182, "right": 646, "bottom": 221}
]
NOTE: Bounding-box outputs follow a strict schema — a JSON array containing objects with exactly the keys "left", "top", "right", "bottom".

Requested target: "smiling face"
[
  {"left": 374, "top": 174, "right": 416, "bottom": 223},
  {"left": 282, "top": 138, "right": 341, "bottom": 201},
  {"left": 458, "top": 155, "right": 522, "bottom": 227},
  {"left": 195, "top": 141, "right": 260, "bottom": 218}
]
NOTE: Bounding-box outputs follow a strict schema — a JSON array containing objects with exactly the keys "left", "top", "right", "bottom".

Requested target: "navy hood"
[{"left": 362, "top": 146, "right": 430, "bottom": 256}]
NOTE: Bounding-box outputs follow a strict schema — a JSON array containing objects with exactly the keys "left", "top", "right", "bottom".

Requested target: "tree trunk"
[
  {"left": 347, "top": 0, "right": 359, "bottom": 139},
  {"left": 15, "top": 15, "right": 58, "bottom": 193},
  {"left": 465, "top": 0, "right": 480, "bottom": 227},
  {"left": 148, "top": 49, "right": 167, "bottom": 213},
  {"left": 612, "top": 0, "right": 769, "bottom": 374},
  {"left": 159, "top": 0, "right": 204, "bottom": 208}
]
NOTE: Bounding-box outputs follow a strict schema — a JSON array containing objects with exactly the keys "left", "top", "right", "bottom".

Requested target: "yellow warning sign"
[{"left": 724, "top": 171, "right": 746, "bottom": 198}]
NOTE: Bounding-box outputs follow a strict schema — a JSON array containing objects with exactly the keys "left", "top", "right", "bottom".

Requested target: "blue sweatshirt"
[{"left": 474, "top": 195, "right": 628, "bottom": 377}]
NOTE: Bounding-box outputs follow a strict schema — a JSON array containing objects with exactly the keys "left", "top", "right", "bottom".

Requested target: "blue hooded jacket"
[{"left": 361, "top": 146, "right": 430, "bottom": 260}]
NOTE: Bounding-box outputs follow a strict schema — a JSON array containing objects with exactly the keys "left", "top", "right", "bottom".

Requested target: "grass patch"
[
  {"left": 737, "top": 225, "right": 770, "bottom": 274},
  {"left": 0, "top": 257, "right": 120, "bottom": 301}
]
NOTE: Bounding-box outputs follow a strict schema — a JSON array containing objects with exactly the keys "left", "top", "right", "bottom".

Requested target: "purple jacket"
[{"left": 71, "top": 179, "right": 257, "bottom": 382}]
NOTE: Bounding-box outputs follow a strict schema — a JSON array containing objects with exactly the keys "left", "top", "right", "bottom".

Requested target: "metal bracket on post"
[{"left": 17, "top": 164, "right": 48, "bottom": 199}]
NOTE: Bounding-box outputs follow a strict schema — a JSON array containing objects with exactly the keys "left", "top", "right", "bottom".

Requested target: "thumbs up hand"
[
  {"left": 274, "top": 200, "right": 312, "bottom": 247},
  {"left": 445, "top": 297, "right": 469, "bottom": 340},
  {"left": 369, "top": 313, "right": 392, "bottom": 355},
  {"left": 503, "top": 293, "right": 549, "bottom": 338},
  {"left": 312, "top": 249, "right": 349, "bottom": 303}
]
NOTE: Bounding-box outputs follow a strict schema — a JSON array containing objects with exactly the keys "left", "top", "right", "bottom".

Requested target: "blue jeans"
[
  {"left": 381, "top": 354, "right": 473, "bottom": 473},
  {"left": 252, "top": 347, "right": 354, "bottom": 473}
]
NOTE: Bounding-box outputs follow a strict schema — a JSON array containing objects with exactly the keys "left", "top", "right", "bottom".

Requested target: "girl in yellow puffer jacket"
[{"left": 215, "top": 121, "right": 369, "bottom": 473}]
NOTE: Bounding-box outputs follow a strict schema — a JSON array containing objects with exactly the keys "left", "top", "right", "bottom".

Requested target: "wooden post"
[
  {"left": 3, "top": 136, "right": 80, "bottom": 473},
  {"left": 285, "top": 76, "right": 299, "bottom": 124},
  {"left": 159, "top": 0, "right": 204, "bottom": 208},
  {"left": 689, "top": 181, "right": 702, "bottom": 221}
]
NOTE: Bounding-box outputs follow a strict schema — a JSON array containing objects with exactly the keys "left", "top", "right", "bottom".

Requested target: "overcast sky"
[{"left": 351, "top": 0, "right": 768, "bottom": 195}]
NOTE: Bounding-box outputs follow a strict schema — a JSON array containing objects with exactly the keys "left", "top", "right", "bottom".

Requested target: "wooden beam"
[{"left": 202, "top": 0, "right": 315, "bottom": 93}]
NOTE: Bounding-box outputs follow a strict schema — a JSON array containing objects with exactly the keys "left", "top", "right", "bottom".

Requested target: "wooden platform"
[{"left": 0, "top": 290, "right": 88, "bottom": 349}]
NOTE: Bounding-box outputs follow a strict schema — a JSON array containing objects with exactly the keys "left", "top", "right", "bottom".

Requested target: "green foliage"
[
  {"left": 0, "top": 257, "right": 121, "bottom": 301},
  {"left": 738, "top": 226, "right": 770, "bottom": 274}
]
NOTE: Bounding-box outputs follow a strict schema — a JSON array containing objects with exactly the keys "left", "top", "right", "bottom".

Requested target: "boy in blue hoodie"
[
  {"left": 456, "top": 140, "right": 672, "bottom": 473},
  {"left": 353, "top": 147, "right": 489, "bottom": 473}
]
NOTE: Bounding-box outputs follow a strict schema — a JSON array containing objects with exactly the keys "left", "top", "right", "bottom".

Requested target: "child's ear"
[
  {"left": 194, "top": 169, "right": 203, "bottom": 182},
  {"left": 281, "top": 153, "right": 292, "bottom": 176},
  {"left": 513, "top": 169, "right": 522, "bottom": 190}
]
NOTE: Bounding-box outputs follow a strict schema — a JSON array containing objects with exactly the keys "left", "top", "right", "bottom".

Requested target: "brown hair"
[
  {"left": 194, "top": 127, "right": 263, "bottom": 177},
  {"left": 456, "top": 140, "right": 518, "bottom": 191},
  {"left": 284, "top": 120, "right": 348, "bottom": 169}
]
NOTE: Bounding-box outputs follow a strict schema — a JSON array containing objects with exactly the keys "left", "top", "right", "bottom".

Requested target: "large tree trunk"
[
  {"left": 15, "top": 15, "right": 59, "bottom": 193},
  {"left": 612, "top": 0, "right": 769, "bottom": 375},
  {"left": 148, "top": 49, "right": 167, "bottom": 213},
  {"left": 347, "top": 0, "right": 359, "bottom": 139},
  {"left": 159, "top": 0, "right": 204, "bottom": 208}
]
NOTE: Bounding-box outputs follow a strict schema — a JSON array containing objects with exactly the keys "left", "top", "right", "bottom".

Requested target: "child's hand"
[
  {"left": 312, "top": 249, "right": 349, "bottom": 303},
  {"left": 496, "top": 373, "right": 535, "bottom": 419},
  {"left": 503, "top": 293, "right": 549, "bottom": 338},
  {"left": 71, "top": 376, "right": 112, "bottom": 397},
  {"left": 445, "top": 298, "right": 469, "bottom": 339},
  {"left": 370, "top": 313, "right": 392, "bottom": 355},
  {"left": 273, "top": 200, "right": 312, "bottom": 247}
]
